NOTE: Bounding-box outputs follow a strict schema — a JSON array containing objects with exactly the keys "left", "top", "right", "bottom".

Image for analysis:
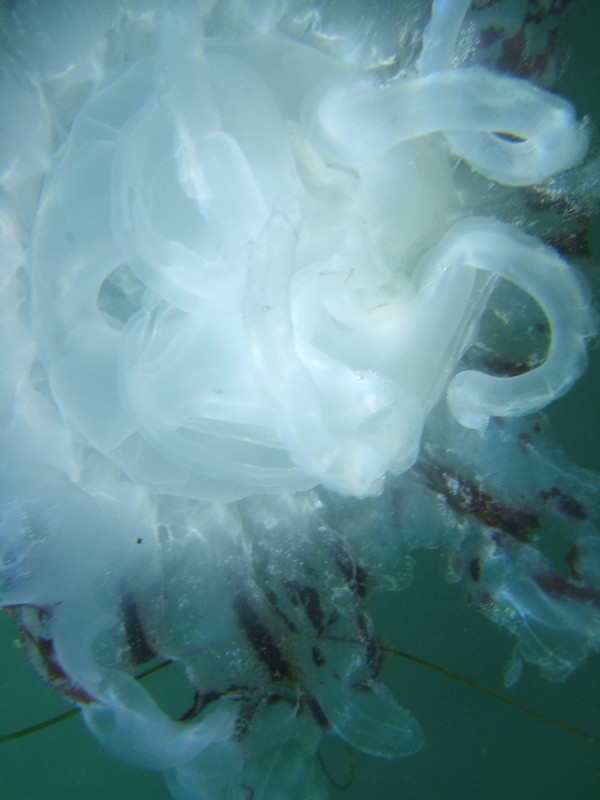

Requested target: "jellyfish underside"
[{"left": 0, "top": 1, "right": 598, "bottom": 799}]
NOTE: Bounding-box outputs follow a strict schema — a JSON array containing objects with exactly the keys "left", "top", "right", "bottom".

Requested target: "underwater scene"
[{"left": 0, "top": 1, "right": 599, "bottom": 798}]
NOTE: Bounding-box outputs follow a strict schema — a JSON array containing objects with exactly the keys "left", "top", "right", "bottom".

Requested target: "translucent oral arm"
[
  {"left": 307, "top": 67, "right": 589, "bottom": 185},
  {"left": 419, "top": 219, "right": 596, "bottom": 430},
  {"left": 418, "top": 0, "right": 472, "bottom": 74}
]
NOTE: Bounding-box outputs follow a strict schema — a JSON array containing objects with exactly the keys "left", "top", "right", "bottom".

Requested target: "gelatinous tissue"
[{"left": 0, "top": 1, "right": 598, "bottom": 798}]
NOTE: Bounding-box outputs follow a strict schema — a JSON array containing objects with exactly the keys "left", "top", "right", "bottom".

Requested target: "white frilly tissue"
[{"left": 0, "top": 1, "right": 599, "bottom": 799}]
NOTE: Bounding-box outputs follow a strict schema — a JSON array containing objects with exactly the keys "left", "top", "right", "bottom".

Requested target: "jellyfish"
[{"left": 0, "top": 1, "right": 598, "bottom": 799}]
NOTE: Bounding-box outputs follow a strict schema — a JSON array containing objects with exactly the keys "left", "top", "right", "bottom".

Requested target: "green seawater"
[{"left": 1, "top": 2, "right": 599, "bottom": 798}]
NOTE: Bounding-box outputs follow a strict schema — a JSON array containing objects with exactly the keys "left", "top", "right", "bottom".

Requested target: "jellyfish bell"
[
  {"left": 21, "top": 0, "right": 595, "bottom": 501},
  {"left": 0, "top": 1, "right": 599, "bottom": 799}
]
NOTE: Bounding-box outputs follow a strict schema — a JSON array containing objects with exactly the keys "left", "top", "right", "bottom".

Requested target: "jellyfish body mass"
[{"left": 0, "top": 1, "right": 599, "bottom": 799}]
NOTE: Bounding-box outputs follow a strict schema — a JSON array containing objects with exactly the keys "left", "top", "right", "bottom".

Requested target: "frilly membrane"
[{"left": 0, "top": 1, "right": 598, "bottom": 799}]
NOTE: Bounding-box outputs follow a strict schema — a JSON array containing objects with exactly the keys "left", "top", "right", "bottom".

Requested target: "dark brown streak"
[
  {"left": 233, "top": 593, "right": 292, "bottom": 682},
  {"left": 284, "top": 580, "right": 325, "bottom": 635},
  {"left": 415, "top": 459, "right": 539, "bottom": 540},
  {"left": 120, "top": 588, "right": 157, "bottom": 666},
  {"left": 263, "top": 585, "right": 298, "bottom": 633},
  {"left": 326, "top": 536, "right": 369, "bottom": 599},
  {"left": 21, "top": 628, "right": 96, "bottom": 705},
  {"left": 539, "top": 487, "right": 587, "bottom": 521},
  {"left": 179, "top": 689, "right": 223, "bottom": 722},
  {"left": 300, "top": 691, "right": 330, "bottom": 731},
  {"left": 355, "top": 610, "right": 383, "bottom": 680},
  {"left": 534, "top": 571, "right": 600, "bottom": 608}
]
